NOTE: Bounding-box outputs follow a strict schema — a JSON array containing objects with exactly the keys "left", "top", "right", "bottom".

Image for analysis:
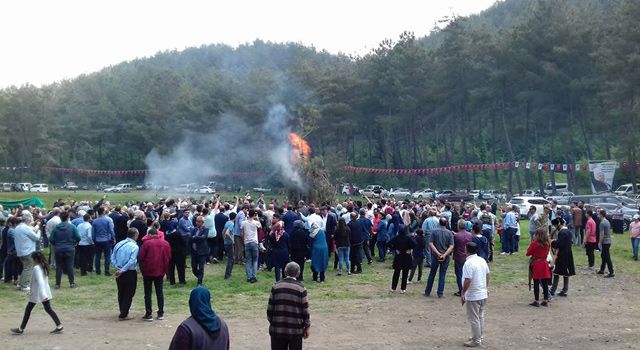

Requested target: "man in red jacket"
[{"left": 138, "top": 228, "right": 171, "bottom": 321}]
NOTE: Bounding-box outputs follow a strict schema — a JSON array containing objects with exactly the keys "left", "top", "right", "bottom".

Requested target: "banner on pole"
[{"left": 588, "top": 160, "right": 619, "bottom": 193}]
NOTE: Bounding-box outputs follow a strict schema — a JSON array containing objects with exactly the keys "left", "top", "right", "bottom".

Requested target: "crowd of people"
[{"left": 0, "top": 192, "right": 636, "bottom": 348}]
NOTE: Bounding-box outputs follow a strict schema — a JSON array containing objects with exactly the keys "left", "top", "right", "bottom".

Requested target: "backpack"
[{"left": 480, "top": 211, "right": 493, "bottom": 226}]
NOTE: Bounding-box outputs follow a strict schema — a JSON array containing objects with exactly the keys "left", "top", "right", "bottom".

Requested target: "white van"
[
  {"left": 30, "top": 184, "right": 49, "bottom": 193},
  {"left": 614, "top": 183, "right": 639, "bottom": 195},
  {"left": 544, "top": 182, "right": 569, "bottom": 195}
]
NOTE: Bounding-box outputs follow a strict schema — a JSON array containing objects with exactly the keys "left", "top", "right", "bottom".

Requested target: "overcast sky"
[{"left": 0, "top": 0, "right": 497, "bottom": 88}]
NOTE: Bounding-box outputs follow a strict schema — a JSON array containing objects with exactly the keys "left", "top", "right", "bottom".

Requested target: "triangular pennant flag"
[
  {"left": 514, "top": 161, "right": 520, "bottom": 168},
  {"left": 538, "top": 163, "right": 543, "bottom": 170},
  {"left": 562, "top": 164, "right": 568, "bottom": 171},
  {"left": 550, "top": 164, "right": 555, "bottom": 171},
  {"left": 575, "top": 163, "right": 581, "bottom": 171},
  {"left": 526, "top": 162, "right": 531, "bottom": 169}
]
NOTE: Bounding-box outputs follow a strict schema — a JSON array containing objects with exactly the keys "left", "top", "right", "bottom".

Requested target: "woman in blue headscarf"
[
  {"left": 169, "top": 286, "right": 230, "bottom": 350},
  {"left": 309, "top": 221, "right": 328, "bottom": 282}
]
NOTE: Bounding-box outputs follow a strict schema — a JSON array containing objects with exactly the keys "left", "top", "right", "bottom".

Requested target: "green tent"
[{"left": 0, "top": 197, "right": 45, "bottom": 209}]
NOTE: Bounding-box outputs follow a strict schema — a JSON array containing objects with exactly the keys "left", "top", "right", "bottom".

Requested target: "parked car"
[
  {"left": 104, "top": 183, "right": 132, "bottom": 193},
  {"left": 95, "top": 183, "right": 111, "bottom": 191},
  {"left": 29, "top": 183, "right": 49, "bottom": 193},
  {"left": 438, "top": 190, "right": 454, "bottom": 197},
  {"left": 197, "top": 186, "right": 216, "bottom": 194},
  {"left": 16, "top": 183, "right": 32, "bottom": 192},
  {"left": 568, "top": 194, "right": 638, "bottom": 208},
  {"left": 438, "top": 190, "right": 473, "bottom": 202},
  {"left": 546, "top": 192, "right": 576, "bottom": 205},
  {"left": 590, "top": 202, "right": 635, "bottom": 231},
  {"left": 388, "top": 188, "right": 412, "bottom": 198},
  {"left": 544, "top": 182, "right": 569, "bottom": 195},
  {"left": 63, "top": 182, "right": 79, "bottom": 191},
  {"left": 521, "top": 189, "right": 544, "bottom": 197},
  {"left": 340, "top": 184, "right": 360, "bottom": 196},
  {"left": 507, "top": 196, "right": 550, "bottom": 218},
  {"left": 147, "top": 183, "right": 169, "bottom": 191},
  {"left": 479, "top": 190, "right": 496, "bottom": 200},
  {"left": 1, "top": 183, "right": 12, "bottom": 192},
  {"left": 174, "top": 183, "right": 195, "bottom": 193},
  {"left": 614, "top": 183, "right": 640, "bottom": 196},
  {"left": 252, "top": 187, "right": 271, "bottom": 193},
  {"left": 360, "top": 185, "right": 388, "bottom": 198},
  {"left": 413, "top": 188, "right": 437, "bottom": 199},
  {"left": 469, "top": 190, "right": 481, "bottom": 199}
]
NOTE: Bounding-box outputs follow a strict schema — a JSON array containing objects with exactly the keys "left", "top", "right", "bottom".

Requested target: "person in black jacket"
[
  {"left": 214, "top": 206, "right": 229, "bottom": 261},
  {"left": 289, "top": 220, "right": 309, "bottom": 281},
  {"left": 114, "top": 209, "right": 129, "bottom": 243},
  {"left": 388, "top": 227, "right": 416, "bottom": 293},
  {"left": 0, "top": 216, "right": 7, "bottom": 281},
  {"left": 347, "top": 212, "right": 364, "bottom": 274},
  {"left": 191, "top": 216, "right": 209, "bottom": 286},
  {"left": 164, "top": 212, "right": 186, "bottom": 285},
  {"left": 130, "top": 211, "right": 148, "bottom": 246},
  {"left": 334, "top": 218, "right": 351, "bottom": 275},
  {"left": 323, "top": 206, "right": 338, "bottom": 260},
  {"left": 49, "top": 211, "right": 80, "bottom": 289},
  {"left": 408, "top": 229, "right": 426, "bottom": 283},
  {"left": 550, "top": 218, "right": 575, "bottom": 297}
]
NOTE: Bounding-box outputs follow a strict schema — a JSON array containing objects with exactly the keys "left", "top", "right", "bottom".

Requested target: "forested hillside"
[{"left": 1, "top": 0, "right": 638, "bottom": 194}]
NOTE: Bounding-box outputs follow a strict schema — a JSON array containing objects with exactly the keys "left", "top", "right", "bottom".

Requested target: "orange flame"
[{"left": 289, "top": 132, "right": 312, "bottom": 161}]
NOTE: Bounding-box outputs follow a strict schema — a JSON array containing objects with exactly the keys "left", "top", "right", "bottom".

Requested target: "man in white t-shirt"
[
  {"left": 461, "top": 242, "right": 490, "bottom": 348},
  {"left": 241, "top": 209, "right": 261, "bottom": 283}
]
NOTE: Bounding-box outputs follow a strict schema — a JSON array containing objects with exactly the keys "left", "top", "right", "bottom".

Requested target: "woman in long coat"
[
  {"left": 526, "top": 228, "right": 552, "bottom": 307},
  {"left": 289, "top": 220, "right": 309, "bottom": 281},
  {"left": 388, "top": 227, "right": 415, "bottom": 293},
  {"left": 309, "top": 222, "right": 328, "bottom": 282},
  {"left": 269, "top": 214, "right": 289, "bottom": 281},
  {"left": 550, "top": 218, "right": 575, "bottom": 297}
]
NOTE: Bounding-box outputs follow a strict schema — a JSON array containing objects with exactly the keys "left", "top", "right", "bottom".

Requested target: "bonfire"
[{"left": 286, "top": 132, "right": 335, "bottom": 205}]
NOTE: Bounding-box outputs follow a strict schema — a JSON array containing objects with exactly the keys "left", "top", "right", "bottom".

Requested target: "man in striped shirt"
[{"left": 267, "top": 262, "right": 310, "bottom": 350}]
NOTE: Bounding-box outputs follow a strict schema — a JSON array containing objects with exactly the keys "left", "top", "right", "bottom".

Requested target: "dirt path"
[{"left": 2, "top": 271, "right": 639, "bottom": 350}]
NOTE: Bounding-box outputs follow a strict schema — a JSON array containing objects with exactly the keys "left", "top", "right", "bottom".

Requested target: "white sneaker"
[{"left": 500, "top": 252, "right": 507, "bottom": 255}]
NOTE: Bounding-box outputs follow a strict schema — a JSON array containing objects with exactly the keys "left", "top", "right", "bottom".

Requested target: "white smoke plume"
[{"left": 144, "top": 104, "right": 305, "bottom": 190}]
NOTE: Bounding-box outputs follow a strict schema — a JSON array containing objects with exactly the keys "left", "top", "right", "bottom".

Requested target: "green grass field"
[
  {"left": 0, "top": 190, "right": 638, "bottom": 318},
  {"left": 1, "top": 217, "right": 638, "bottom": 319}
]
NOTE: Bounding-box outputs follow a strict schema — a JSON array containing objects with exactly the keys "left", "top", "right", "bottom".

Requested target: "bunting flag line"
[
  {"left": 342, "top": 160, "right": 640, "bottom": 175},
  {"left": 42, "top": 167, "right": 259, "bottom": 177},
  {"left": 43, "top": 167, "right": 149, "bottom": 175}
]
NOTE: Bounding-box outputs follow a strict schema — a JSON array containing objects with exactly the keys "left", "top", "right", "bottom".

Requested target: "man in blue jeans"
[
  {"left": 241, "top": 209, "right": 261, "bottom": 283},
  {"left": 425, "top": 217, "right": 454, "bottom": 298},
  {"left": 501, "top": 205, "right": 518, "bottom": 255},
  {"left": 92, "top": 207, "right": 115, "bottom": 276}
]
